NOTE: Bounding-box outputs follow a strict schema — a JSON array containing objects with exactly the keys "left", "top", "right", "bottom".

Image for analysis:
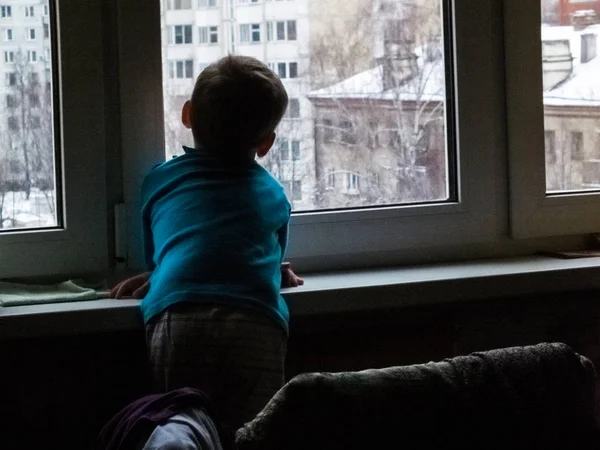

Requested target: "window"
[
  {"left": 0, "top": 5, "right": 11, "bottom": 18},
  {"left": 327, "top": 168, "right": 336, "bottom": 188},
  {"left": 277, "top": 140, "right": 301, "bottom": 161},
  {"left": 29, "top": 93, "right": 40, "bottom": 108},
  {"left": 7, "top": 116, "right": 18, "bottom": 131},
  {"left": 269, "top": 61, "right": 298, "bottom": 79},
  {"left": 341, "top": 120, "right": 355, "bottom": 145},
  {"left": 44, "top": 4, "right": 48, "bottom": 16},
  {"left": 199, "top": 26, "right": 218, "bottom": 44},
  {"left": 199, "top": 0, "right": 217, "bottom": 6},
  {"left": 6, "top": 94, "right": 15, "bottom": 108},
  {"left": 4, "top": 28, "right": 12, "bottom": 40},
  {"left": 28, "top": 28, "right": 35, "bottom": 40},
  {"left": 4, "top": 50, "right": 13, "bottom": 63},
  {"left": 169, "top": 60, "right": 194, "bottom": 79},
  {"left": 286, "top": 98, "right": 300, "bottom": 118},
  {"left": 239, "top": 23, "right": 260, "bottom": 43},
  {"left": 28, "top": 50, "right": 37, "bottom": 62},
  {"left": 30, "top": 72, "right": 39, "bottom": 84},
  {"left": 267, "top": 20, "right": 297, "bottom": 41},
  {"left": 170, "top": 25, "right": 192, "bottom": 44},
  {"left": 43, "top": 23, "right": 49, "bottom": 39},
  {"left": 25, "top": 6, "right": 34, "bottom": 17},
  {"left": 5, "top": 72, "right": 16, "bottom": 85},
  {"left": 345, "top": 172, "right": 360, "bottom": 192},
  {"left": 319, "top": 118, "right": 335, "bottom": 142},
  {"left": 291, "top": 141, "right": 301, "bottom": 160},
  {"left": 289, "top": 62, "right": 298, "bottom": 78},
  {"left": 44, "top": 47, "right": 50, "bottom": 61},
  {"left": 282, "top": 180, "right": 302, "bottom": 201},
  {"left": 170, "top": 0, "right": 192, "bottom": 9},
  {"left": 570, "top": 131, "right": 584, "bottom": 161}
]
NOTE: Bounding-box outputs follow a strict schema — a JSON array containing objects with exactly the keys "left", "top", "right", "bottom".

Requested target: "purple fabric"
[{"left": 96, "top": 388, "right": 217, "bottom": 450}]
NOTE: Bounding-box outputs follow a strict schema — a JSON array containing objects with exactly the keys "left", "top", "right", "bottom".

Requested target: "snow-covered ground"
[{"left": 0, "top": 189, "right": 57, "bottom": 230}]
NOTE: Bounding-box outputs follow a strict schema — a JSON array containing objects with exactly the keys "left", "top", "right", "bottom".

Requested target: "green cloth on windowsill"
[{"left": 0, "top": 280, "right": 98, "bottom": 307}]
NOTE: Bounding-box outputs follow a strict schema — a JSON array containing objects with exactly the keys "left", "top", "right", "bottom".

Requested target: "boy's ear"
[
  {"left": 181, "top": 100, "right": 192, "bottom": 129},
  {"left": 256, "top": 132, "right": 276, "bottom": 158}
]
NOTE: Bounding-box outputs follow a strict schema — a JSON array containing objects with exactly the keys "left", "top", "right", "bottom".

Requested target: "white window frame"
[
  {"left": 199, "top": 25, "right": 218, "bottom": 44},
  {"left": 170, "top": 0, "right": 192, "bottom": 9},
  {"left": 267, "top": 20, "right": 297, "bottom": 41},
  {"left": 0, "top": 5, "right": 11, "bottom": 18},
  {"left": 27, "top": 28, "right": 36, "bottom": 40},
  {"left": 169, "top": 59, "right": 194, "bottom": 79},
  {"left": 169, "top": 24, "right": 192, "bottom": 44},
  {"left": 4, "top": 28, "right": 12, "bottom": 40},
  {"left": 25, "top": 5, "right": 34, "bottom": 17},
  {"left": 504, "top": 0, "right": 600, "bottom": 238},
  {"left": 0, "top": 0, "right": 108, "bottom": 278},
  {"left": 117, "top": 0, "right": 504, "bottom": 272},
  {"left": 198, "top": 0, "right": 217, "bottom": 7},
  {"left": 4, "top": 50, "right": 14, "bottom": 63},
  {"left": 27, "top": 49, "right": 37, "bottom": 62}
]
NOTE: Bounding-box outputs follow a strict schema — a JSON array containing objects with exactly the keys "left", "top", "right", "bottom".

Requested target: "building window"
[
  {"left": 319, "top": 118, "right": 335, "bottom": 142},
  {"left": 345, "top": 172, "right": 360, "bottom": 192},
  {"left": 286, "top": 98, "right": 300, "bottom": 118},
  {"left": 29, "top": 93, "right": 40, "bottom": 107},
  {"left": 367, "top": 122, "right": 380, "bottom": 148},
  {"left": 277, "top": 139, "right": 290, "bottom": 160},
  {"left": 291, "top": 141, "right": 300, "bottom": 160},
  {"left": 341, "top": 120, "right": 356, "bottom": 144},
  {"left": 282, "top": 180, "right": 302, "bottom": 201},
  {"left": 25, "top": 6, "right": 34, "bottom": 17},
  {"left": 0, "top": 5, "right": 12, "bottom": 18},
  {"left": 43, "top": 23, "right": 49, "bottom": 39},
  {"left": 31, "top": 116, "right": 41, "bottom": 128},
  {"left": 571, "top": 131, "right": 584, "bottom": 161},
  {"left": 44, "top": 47, "right": 50, "bottom": 61},
  {"left": 28, "top": 50, "right": 37, "bottom": 62},
  {"left": 4, "top": 50, "right": 13, "bottom": 63},
  {"left": 545, "top": 130, "right": 556, "bottom": 164},
  {"left": 30, "top": 72, "right": 39, "bottom": 84},
  {"left": 289, "top": 62, "right": 298, "bottom": 78},
  {"left": 198, "top": 0, "right": 217, "bottom": 6},
  {"left": 5, "top": 72, "right": 16, "bottom": 86},
  {"left": 170, "top": 0, "right": 192, "bottom": 9},
  {"left": 4, "top": 28, "right": 12, "bottom": 40},
  {"left": 199, "top": 26, "right": 218, "bottom": 44},
  {"left": 327, "top": 168, "right": 336, "bottom": 188},
  {"left": 169, "top": 60, "right": 194, "bottom": 79},
  {"left": 7, "top": 116, "right": 19, "bottom": 131},
  {"left": 43, "top": 4, "right": 48, "bottom": 16},
  {"left": 170, "top": 25, "right": 193, "bottom": 44},
  {"left": 269, "top": 61, "right": 299, "bottom": 79},
  {"left": 6, "top": 94, "right": 15, "bottom": 108},
  {"left": 240, "top": 23, "right": 260, "bottom": 43},
  {"left": 267, "top": 20, "right": 297, "bottom": 41},
  {"left": 28, "top": 28, "right": 36, "bottom": 40}
]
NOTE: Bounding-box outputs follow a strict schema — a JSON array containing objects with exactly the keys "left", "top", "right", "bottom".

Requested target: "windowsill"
[{"left": 2, "top": 255, "right": 600, "bottom": 340}]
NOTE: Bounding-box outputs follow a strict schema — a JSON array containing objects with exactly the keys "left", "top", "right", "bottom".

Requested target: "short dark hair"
[{"left": 190, "top": 55, "right": 289, "bottom": 157}]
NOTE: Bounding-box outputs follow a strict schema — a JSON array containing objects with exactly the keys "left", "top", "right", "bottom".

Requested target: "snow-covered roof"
[
  {"left": 308, "top": 56, "right": 445, "bottom": 103},
  {"left": 543, "top": 25, "right": 600, "bottom": 107}
]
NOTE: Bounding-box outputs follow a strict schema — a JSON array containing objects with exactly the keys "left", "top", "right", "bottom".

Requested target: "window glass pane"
[
  {"left": 160, "top": 0, "right": 452, "bottom": 211},
  {"left": 542, "top": 0, "right": 600, "bottom": 192},
  {"left": 0, "top": 0, "right": 58, "bottom": 231}
]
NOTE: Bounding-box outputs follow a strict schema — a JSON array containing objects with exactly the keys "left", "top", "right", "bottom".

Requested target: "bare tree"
[{"left": 311, "top": 1, "right": 447, "bottom": 208}]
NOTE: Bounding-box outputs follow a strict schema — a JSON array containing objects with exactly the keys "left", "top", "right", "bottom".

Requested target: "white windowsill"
[{"left": 2, "top": 255, "right": 600, "bottom": 341}]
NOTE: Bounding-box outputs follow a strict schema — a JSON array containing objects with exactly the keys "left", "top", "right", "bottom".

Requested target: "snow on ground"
[{"left": 1, "top": 189, "right": 57, "bottom": 230}]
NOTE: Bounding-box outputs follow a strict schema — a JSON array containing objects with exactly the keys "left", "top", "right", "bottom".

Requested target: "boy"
[{"left": 111, "top": 55, "right": 303, "bottom": 431}]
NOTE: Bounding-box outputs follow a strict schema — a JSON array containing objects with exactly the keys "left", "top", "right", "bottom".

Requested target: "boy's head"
[{"left": 182, "top": 55, "right": 289, "bottom": 160}]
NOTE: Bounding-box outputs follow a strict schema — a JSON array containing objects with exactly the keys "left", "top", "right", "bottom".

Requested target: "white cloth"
[{"left": 142, "top": 407, "right": 223, "bottom": 450}]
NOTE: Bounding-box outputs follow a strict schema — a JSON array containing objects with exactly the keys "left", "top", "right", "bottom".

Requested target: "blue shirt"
[{"left": 140, "top": 146, "right": 291, "bottom": 333}]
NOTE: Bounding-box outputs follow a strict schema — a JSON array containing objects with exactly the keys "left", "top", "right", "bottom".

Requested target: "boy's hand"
[
  {"left": 281, "top": 262, "right": 304, "bottom": 288},
  {"left": 110, "top": 272, "right": 151, "bottom": 299}
]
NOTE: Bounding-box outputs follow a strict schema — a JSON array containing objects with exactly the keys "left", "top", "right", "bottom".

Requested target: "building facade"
[{"left": 160, "top": 0, "right": 315, "bottom": 210}]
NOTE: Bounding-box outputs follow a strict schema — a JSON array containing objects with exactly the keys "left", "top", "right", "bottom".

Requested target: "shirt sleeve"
[{"left": 277, "top": 207, "right": 291, "bottom": 263}]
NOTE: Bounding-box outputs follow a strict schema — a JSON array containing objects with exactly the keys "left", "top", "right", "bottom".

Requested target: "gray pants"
[{"left": 146, "top": 302, "right": 287, "bottom": 431}]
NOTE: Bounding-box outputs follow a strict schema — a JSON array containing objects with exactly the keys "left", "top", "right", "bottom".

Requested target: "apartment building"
[
  {"left": 0, "top": 0, "right": 54, "bottom": 229},
  {"left": 161, "top": 0, "right": 315, "bottom": 210}
]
